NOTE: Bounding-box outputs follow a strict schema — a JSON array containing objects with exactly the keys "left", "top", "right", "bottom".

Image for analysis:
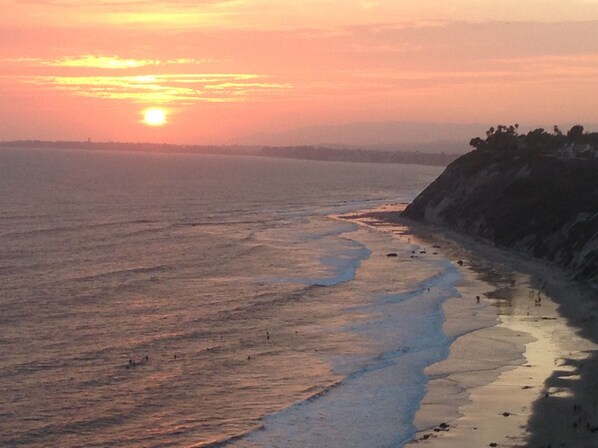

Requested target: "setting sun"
[{"left": 143, "top": 108, "right": 167, "bottom": 126}]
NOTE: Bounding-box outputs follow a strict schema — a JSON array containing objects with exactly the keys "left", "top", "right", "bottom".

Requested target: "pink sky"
[{"left": 1, "top": 0, "right": 598, "bottom": 144}]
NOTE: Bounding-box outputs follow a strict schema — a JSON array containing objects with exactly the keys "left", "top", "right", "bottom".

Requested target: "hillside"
[{"left": 402, "top": 147, "right": 598, "bottom": 284}]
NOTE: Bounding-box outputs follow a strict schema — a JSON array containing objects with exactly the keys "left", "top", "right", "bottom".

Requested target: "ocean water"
[{"left": 0, "top": 147, "right": 462, "bottom": 447}]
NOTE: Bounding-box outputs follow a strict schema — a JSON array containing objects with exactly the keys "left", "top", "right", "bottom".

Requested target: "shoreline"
[{"left": 338, "top": 204, "right": 598, "bottom": 447}]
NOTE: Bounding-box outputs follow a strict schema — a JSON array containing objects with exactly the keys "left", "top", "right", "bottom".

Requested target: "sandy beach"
[{"left": 340, "top": 204, "right": 598, "bottom": 448}]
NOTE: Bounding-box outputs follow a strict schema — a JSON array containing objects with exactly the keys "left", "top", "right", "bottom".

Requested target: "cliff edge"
[{"left": 402, "top": 148, "right": 598, "bottom": 284}]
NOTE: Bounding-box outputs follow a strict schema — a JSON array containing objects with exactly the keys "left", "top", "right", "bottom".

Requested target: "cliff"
[{"left": 402, "top": 149, "right": 598, "bottom": 284}]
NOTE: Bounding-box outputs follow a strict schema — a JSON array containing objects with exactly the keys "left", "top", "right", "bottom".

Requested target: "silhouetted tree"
[
  {"left": 471, "top": 124, "right": 520, "bottom": 151},
  {"left": 470, "top": 124, "right": 574, "bottom": 152},
  {"left": 567, "top": 125, "right": 585, "bottom": 143},
  {"left": 469, "top": 136, "right": 487, "bottom": 151},
  {"left": 583, "top": 132, "right": 598, "bottom": 146},
  {"left": 525, "top": 128, "right": 565, "bottom": 152}
]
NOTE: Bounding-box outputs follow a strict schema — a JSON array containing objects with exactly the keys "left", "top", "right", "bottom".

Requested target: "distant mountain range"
[
  {"left": 238, "top": 121, "right": 486, "bottom": 151},
  {"left": 238, "top": 121, "right": 598, "bottom": 153},
  {"left": 259, "top": 146, "right": 460, "bottom": 166}
]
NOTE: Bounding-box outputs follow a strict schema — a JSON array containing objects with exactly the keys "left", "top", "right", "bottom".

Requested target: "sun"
[{"left": 143, "top": 108, "right": 167, "bottom": 126}]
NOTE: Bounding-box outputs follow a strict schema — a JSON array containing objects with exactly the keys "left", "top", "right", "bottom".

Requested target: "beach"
[{"left": 340, "top": 204, "right": 598, "bottom": 448}]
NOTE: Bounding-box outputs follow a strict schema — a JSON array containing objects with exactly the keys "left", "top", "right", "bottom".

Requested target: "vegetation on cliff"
[
  {"left": 469, "top": 124, "right": 598, "bottom": 157},
  {"left": 403, "top": 125, "right": 598, "bottom": 284}
]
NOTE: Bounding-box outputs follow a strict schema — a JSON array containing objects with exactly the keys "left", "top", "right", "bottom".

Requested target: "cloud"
[
  {"left": 7, "top": 0, "right": 243, "bottom": 29},
  {"left": 14, "top": 0, "right": 230, "bottom": 6},
  {"left": 46, "top": 55, "right": 214, "bottom": 69},
  {"left": 24, "top": 73, "right": 291, "bottom": 104},
  {"left": 2, "top": 55, "right": 225, "bottom": 69}
]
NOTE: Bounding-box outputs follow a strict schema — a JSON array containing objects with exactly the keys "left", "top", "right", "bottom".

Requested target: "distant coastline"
[
  {"left": 0, "top": 140, "right": 461, "bottom": 167},
  {"left": 0, "top": 139, "right": 258, "bottom": 157}
]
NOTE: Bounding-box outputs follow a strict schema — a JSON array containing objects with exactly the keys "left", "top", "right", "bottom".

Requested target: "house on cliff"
[{"left": 555, "top": 143, "right": 598, "bottom": 159}]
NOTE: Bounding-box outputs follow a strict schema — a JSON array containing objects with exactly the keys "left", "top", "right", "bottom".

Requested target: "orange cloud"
[
  {"left": 50, "top": 55, "right": 194, "bottom": 69},
  {"left": 3, "top": 55, "right": 217, "bottom": 69},
  {"left": 24, "top": 73, "right": 292, "bottom": 104}
]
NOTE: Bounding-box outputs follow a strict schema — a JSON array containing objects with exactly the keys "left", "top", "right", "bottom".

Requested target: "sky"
[{"left": 1, "top": 0, "right": 598, "bottom": 144}]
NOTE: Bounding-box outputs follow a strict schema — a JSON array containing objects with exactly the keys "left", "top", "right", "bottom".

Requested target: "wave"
[
  {"left": 0, "top": 218, "right": 160, "bottom": 239},
  {"left": 175, "top": 219, "right": 268, "bottom": 228},
  {"left": 210, "top": 265, "right": 461, "bottom": 447},
  {"left": 258, "top": 219, "right": 371, "bottom": 287},
  {"left": 73, "top": 265, "right": 168, "bottom": 283},
  {"left": 262, "top": 243, "right": 371, "bottom": 287},
  {"left": 376, "top": 262, "right": 463, "bottom": 306},
  {"left": 289, "top": 221, "right": 359, "bottom": 243},
  {"left": 208, "top": 344, "right": 441, "bottom": 447}
]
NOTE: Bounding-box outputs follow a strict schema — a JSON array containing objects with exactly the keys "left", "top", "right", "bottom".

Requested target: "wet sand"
[{"left": 340, "top": 204, "right": 598, "bottom": 448}]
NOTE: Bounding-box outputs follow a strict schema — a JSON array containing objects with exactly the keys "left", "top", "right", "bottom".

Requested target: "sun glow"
[{"left": 143, "top": 108, "right": 167, "bottom": 126}]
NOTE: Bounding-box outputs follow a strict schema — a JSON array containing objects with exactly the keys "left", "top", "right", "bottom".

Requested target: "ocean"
[{"left": 0, "top": 147, "right": 466, "bottom": 447}]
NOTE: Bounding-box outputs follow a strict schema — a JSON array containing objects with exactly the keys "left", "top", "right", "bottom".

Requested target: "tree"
[
  {"left": 567, "top": 125, "right": 585, "bottom": 143},
  {"left": 469, "top": 137, "right": 487, "bottom": 150},
  {"left": 472, "top": 125, "right": 521, "bottom": 151},
  {"left": 525, "top": 128, "right": 564, "bottom": 152},
  {"left": 484, "top": 124, "right": 520, "bottom": 151},
  {"left": 470, "top": 124, "right": 591, "bottom": 152}
]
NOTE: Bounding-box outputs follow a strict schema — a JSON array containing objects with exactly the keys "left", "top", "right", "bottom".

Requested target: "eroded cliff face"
[{"left": 403, "top": 149, "right": 598, "bottom": 284}]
